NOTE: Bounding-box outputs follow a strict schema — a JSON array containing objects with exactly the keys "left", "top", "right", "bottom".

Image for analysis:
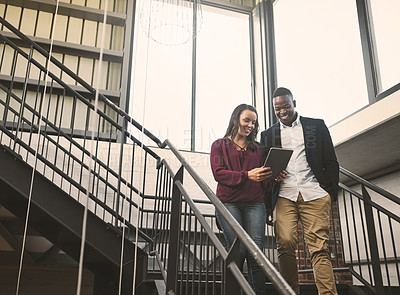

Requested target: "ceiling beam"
[{"left": 0, "top": 222, "right": 35, "bottom": 263}]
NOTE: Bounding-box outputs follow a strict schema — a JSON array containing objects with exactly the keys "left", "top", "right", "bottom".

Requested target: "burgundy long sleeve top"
[{"left": 210, "top": 138, "right": 272, "bottom": 203}]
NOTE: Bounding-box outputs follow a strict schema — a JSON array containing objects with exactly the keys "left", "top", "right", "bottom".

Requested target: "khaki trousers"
[{"left": 274, "top": 194, "right": 337, "bottom": 295}]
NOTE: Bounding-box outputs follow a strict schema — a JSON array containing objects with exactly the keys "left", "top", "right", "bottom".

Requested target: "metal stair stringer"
[{"left": 0, "top": 144, "right": 148, "bottom": 294}]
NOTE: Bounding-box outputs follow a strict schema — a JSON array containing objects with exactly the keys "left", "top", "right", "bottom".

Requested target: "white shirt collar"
[{"left": 280, "top": 113, "right": 300, "bottom": 129}]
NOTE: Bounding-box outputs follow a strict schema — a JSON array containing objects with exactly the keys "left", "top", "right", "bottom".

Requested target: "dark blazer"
[{"left": 260, "top": 116, "right": 339, "bottom": 209}]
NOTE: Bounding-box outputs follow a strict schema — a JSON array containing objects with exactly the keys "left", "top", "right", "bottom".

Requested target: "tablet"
[{"left": 263, "top": 147, "right": 293, "bottom": 179}]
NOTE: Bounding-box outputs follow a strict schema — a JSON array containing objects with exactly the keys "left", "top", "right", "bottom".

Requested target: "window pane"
[
  {"left": 130, "top": 0, "right": 192, "bottom": 149},
  {"left": 252, "top": 4, "right": 268, "bottom": 130},
  {"left": 274, "top": 0, "right": 368, "bottom": 126},
  {"left": 370, "top": 0, "right": 400, "bottom": 92},
  {"left": 196, "top": 6, "right": 252, "bottom": 152}
]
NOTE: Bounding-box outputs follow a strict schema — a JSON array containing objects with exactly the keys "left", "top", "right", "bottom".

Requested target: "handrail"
[
  {"left": 162, "top": 137, "right": 400, "bottom": 295},
  {"left": 338, "top": 167, "right": 400, "bottom": 294},
  {"left": 0, "top": 33, "right": 160, "bottom": 161},
  {"left": 0, "top": 16, "right": 163, "bottom": 148},
  {"left": 162, "top": 139, "right": 296, "bottom": 295},
  {"left": 228, "top": 262, "right": 255, "bottom": 295},
  {"left": 340, "top": 167, "right": 400, "bottom": 205},
  {"left": 0, "top": 13, "right": 296, "bottom": 295},
  {"left": 0, "top": 17, "right": 160, "bottom": 245},
  {"left": 175, "top": 181, "right": 228, "bottom": 259},
  {"left": 340, "top": 182, "right": 400, "bottom": 223},
  {"left": 149, "top": 250, "right": 168, "bottom": 283},
  {"left": 0, "top": 125, "right": 154, "bottom": 244}
]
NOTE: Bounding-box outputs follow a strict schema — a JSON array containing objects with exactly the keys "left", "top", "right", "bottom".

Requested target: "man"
[{"left": 260, "top": 87, "right": 339, "bottom": 295}]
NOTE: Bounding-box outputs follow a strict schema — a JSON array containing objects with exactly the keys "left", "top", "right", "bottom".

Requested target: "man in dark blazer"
[{"left": 260, "top": 87, "right": 339, "bottom": 295}]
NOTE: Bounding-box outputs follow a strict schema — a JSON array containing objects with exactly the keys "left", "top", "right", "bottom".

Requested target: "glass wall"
[
  {"left": 130, "top": 0, "right": 193, "bottom": 149},
  {"left": 370, "top": 0, "right": 400, "bottom": 93},
  {"left": 195, "top": 6, "right": 252, "bottom": 152},
  {"left": 130, "top": 1, "right": 252, "bottom": 151},
  {"left": 130, "top": 0, "right": 399, "bottom": 150},
  {"left": 273, "top": 0, "right": 369, "bottom": 126}
]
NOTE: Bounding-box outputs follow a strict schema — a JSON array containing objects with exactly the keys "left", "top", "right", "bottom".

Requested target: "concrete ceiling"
[{"left": 335, "top": 114, "right": 400, "bottom": 183}]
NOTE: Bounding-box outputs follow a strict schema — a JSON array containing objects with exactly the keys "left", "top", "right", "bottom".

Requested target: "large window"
[
  {"left": 130, "top": 0, "right": 392, "bottom": 150},
  {"left": 130, "top": 1, "right": 253, "bottom": 152},
  {"left": 129, "top": 0, "right": 193, "bottom": 149},
  {"left": 273, "top": 0, "right": 368, "bottom": 126},
  {"left": 195, "top": 6, "right": 252, "bottom": 152},
  {"left": 370, "top": 0, "right": 400, "bottom": 92}
]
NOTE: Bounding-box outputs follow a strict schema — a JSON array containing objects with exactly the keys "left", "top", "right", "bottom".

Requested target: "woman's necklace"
[{"left": 232, "top": 138, "right": 247, "bottom": 151}]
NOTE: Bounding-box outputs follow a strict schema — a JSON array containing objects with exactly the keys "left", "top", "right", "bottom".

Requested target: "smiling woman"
[{"left": 210, "top": 103, "right": 275, "bottom": 295}]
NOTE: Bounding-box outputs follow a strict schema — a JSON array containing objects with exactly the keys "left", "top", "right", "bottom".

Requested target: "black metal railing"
[
  {"left": 262, "top": 190, "right": 349, "bottom": 277},
  {"left": 338, "top": 167, "right": 400, "bottom": 295},
  {"left": 268, "top": 166, "right": 400, "bottom": 294},
  {"left": 0, "top": 16, "right": 158, "bottom": 248},
  {"left": 0, "top": 16, "right": 294, "bottom": 295},
  {"left": 148, "top": 140, "right": 295, "bottom": 294}
]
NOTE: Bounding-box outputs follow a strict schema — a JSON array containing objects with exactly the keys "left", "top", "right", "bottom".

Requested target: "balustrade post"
[
  {"left": 165, "top": 165, "right": 184, "bottom": 294},
  {"left": 362, "top": 185, "right": 384, "bottom": 294},
  {"left": 225, "top": 238, "right": 243, "bottom": 295}
]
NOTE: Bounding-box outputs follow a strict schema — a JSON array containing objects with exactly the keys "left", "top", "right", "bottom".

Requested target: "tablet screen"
[{"left": 263, "top": 147, "right": 293, "bottom": 179}]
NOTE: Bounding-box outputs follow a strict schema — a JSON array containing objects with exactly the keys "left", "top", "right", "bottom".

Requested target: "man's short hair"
[{"left": 273, "top": 87, "right": 292, "bottom": 98}]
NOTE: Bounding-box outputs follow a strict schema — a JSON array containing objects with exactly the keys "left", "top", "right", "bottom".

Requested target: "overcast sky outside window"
[
  {"left": 370, "top": 0, "right": 400, "bottom": 92},
  {"left": 274, "top": 0, "right": 368, "bottom": 127},
  {"left": 130, "top": 0, "right": 192, "bottom": 149},
  {"left": 130, "top": 1, "right": 251, "bottom": 151},
  {"left": 130, "top": 0, "right": 397, "bottom": 151},
  {"left": 195, "top": 6, "right": 252, "bottom": 153}
]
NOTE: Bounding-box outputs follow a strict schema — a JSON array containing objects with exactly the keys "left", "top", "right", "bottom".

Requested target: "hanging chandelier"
[{"left": 140, "top": 0, "right": 203, "bottom": 46}]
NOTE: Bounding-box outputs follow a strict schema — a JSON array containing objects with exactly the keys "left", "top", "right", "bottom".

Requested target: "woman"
[{"left": 210, "top": 104, "right": 280, "bottom": 294}]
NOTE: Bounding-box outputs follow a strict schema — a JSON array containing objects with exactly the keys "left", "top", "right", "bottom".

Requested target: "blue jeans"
[{"left": 216, "top": 202, "right": 266, "bottom": 295}]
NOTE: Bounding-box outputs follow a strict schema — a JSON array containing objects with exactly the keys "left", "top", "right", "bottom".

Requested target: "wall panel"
[
  {"left": 4, "top": 5, "right": 21, "bottom": 29},
  {"left": 114, "top": 0, "right": 127, "bottom": 14},
  {"left": 29, "top": 50, "right": 47, "bottom": 81},
  {"left": 111, "top": 25, "right": 124, "bottom": 51},
  {"left": 53, "top": 15, "right": 68, "bottom": 42},
  {"left": 108, "top": 62, "right": 121, "bottom": 91},
  {"left": 100, "top": 0, "right": 115, "bottom": 12},
  {"left": 7, "top": 89, "right": 23, "bottom": 122},
  {"left": 0, "top": 0, "right": 129, "bottom": 117},
  {"left": 15, "top": 48, "right": 30, "bottom": 78},
  {"left": 59, "top": 95, "right": 75, "bottom": 130},
  {"left": 92, "top": 59, "right": 108, "bottom": 90},
  {"left": 47, "top": 53, "right": 63, "bottom": 81},
  {"left": 96, "top": 23, "right": 112, "bottom": 49},
  {"left": 0, "top": 4, "right": 5, "bottom": 18},
  {"left": 78, "top": 57, "right": 94, "bottom": 85},
  {"left": 82, "top": 20, "right": 97, "bottom": 46},
  {"left": 62, "top": 55, "right": 79, "bottom": 85},
  {"left": 87, "top": 0, "right": 101, "bottom": 9},
  {"left": 0, "top": 45, "right": 14, "bottom": 76},
  {"left": 36, "top": 11, "right": 53, "bottom": 39},
  {"left": 66, "top": 17, "right": 83, "bottom": 44},
  {"left": 20, "top": 9, "right": 37, "bottom": 36},
  {"left": 72, "top": 0, "right": 86, "bottom": 6}
]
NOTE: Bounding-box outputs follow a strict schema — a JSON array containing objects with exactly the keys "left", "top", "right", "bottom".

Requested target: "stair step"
[{"left": 0, "top": 144, "right": 148, "bottom": 294}]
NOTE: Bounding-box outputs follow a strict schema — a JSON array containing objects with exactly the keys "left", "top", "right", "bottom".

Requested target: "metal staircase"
[
  {"left": 0, "top": 15, "right": 399, "bottom": 295},
  {"left": 0, "top": 144, "right": 147, "bottom": 294},
  {"left": 0, "top": 14, "right": 294, "bottom": 295},
  {"left": 0, "top": 15, "right": 156, "bottom": 294}
]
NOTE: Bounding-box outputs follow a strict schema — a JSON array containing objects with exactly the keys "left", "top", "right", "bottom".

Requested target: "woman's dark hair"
[{"left": 224, "top": 104, "right": 259, "bottom": 150}]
